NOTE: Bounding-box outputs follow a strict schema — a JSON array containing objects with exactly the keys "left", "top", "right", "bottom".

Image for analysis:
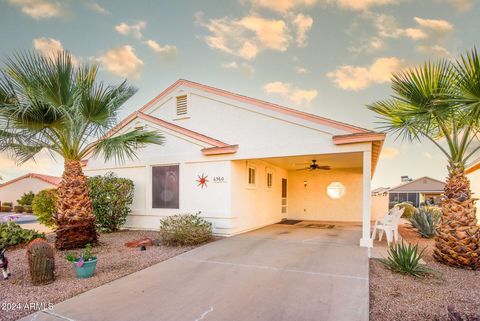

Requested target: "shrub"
[
  {"left": 1, "top": 206, "right": 12, "bottom": 212},
  {"left": 396, "top": 202, "right": 419, "bottom": 218},
  {"left": 24, "top": 205, "right": 33, "bottom": 213},
  {"left": 409, "top": 206, "right": 441, "bottom": 238},
  {"left": 159, "top": 213, "right": 213, "bottom": 246},
  {"left": 389, "top": 201, "right": 399, "bottom": 209},
  {"left": 379, "top": 241, "right": 433, "bottom": 277},
  {"left": 88, "top": 173, "right": 134, "bottom": 232},
  {"left": 13, "top": 205, "right": 24, "bottom": 213},
  {"left": 17, "top": 191, "right": 35, "bottom": 206},
  {"left": 0, "top": 222, "right": 45, "bottom": 247},
  {"left": 32, "top": 189, "right": 58, "bottom": 228}
]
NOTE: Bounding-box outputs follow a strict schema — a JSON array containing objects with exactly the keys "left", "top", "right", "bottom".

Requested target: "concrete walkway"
[{"left": 23, "top": 223, "right": 369, "bottom": 321}]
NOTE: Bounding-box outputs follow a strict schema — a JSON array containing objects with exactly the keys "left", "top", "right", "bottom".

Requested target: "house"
[
  {"left": 0, "top": 173, "right": 61, "bottom": 205},
  {"left": 83, "top": 79, "right": 385, "bottom": 247},
  {"left": 385, "top": 176, "right": 445, "bottom": 207},
  {"left": 466, "top": 158, "right": 480, "bottom": 221}
]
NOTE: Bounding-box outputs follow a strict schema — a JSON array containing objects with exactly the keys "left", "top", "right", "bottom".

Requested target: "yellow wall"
[
  {"left": 287, "top": 167, "right": 363, "bottom": 222},
  {"left": 467, "top": 169, "right": 480, "bottom": 223},
  {"left": 371, "top": 194, "right": 388, "bottom": 221}
]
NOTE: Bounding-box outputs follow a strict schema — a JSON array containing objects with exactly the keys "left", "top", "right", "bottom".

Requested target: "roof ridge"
[
  {"left": 0, "top": 173, "right": 61, "bottom": 188},
  {"left": 139, "top": 79, "right": 373, "bottom": 134}
]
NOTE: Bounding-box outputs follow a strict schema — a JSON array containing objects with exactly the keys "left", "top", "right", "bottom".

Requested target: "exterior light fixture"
[{"left": 303, "top": 180, "right": 308, "bottom": 188}]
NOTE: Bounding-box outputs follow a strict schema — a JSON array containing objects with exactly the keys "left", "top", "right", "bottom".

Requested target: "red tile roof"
[{"left": 0, "top": 173, "right": 62, "bottom": 188}]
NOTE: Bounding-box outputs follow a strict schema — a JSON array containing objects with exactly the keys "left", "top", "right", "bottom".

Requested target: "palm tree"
[
  {"left": 368, "top": 48, "right": 480, "bottom": 269},
  {"left": 0, "top": 51, "right": 164, "bottom": 249}
]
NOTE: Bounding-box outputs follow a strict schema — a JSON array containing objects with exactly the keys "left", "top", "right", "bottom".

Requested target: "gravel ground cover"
[
  {"left": 0, "top": 230, "right": 200, "bottom": 321},
  {"left": 370, "top": 223, "right": 480, "bottom": 321}
]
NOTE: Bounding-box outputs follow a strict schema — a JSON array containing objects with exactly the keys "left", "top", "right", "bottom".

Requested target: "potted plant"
[{"left": 66, "top": 243, "right": 97, "bottom": 278}]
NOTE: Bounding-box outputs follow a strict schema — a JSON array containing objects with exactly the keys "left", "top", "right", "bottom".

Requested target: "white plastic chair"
[{"left": 371, "top": 206, "right": 405, "bottom": 244}]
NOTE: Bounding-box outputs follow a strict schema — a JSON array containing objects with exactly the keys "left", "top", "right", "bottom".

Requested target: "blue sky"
[{"left": 0, "top": 0, "right": 478, "bottom": 188}]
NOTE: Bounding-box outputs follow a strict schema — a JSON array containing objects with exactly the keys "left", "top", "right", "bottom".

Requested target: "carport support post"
[{"left": 360, "top": 150, "right": 373, "bottom": 248}]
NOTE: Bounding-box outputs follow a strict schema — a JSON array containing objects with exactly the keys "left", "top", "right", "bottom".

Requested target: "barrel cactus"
[{"left": 26, "top": 238, "right": 55, "bottom": 285}]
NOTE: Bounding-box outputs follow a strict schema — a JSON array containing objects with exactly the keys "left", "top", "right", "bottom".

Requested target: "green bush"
[
  {"left": 159, "top": 213, "right": 213, "bottom": 246},
  {"left": 17, "top": 191, "right": 35, "bottom": 206},
  {"left": 24, "top": 205, "right": 33, "bottom": 213},
  {"left": 32, "top": 189, "right": 58, "bottom": 227},
  {"left": 2, "top": 202, "right": 12, "bottom": 207},
  {"left": 1, "top": 206, "right": 12, "bottom": 212},
  {"left": 88, "top": 172, "right": 134, "bottom": 232},
  {"left": 13, "top": 205, "right": 24, "bottom": 213},
  {"left": 396, "top": 202, "right": 419, "bottom": 218},
  {"left": 379, "top": 241, "right": 433, "bottom": 277},
  {"left": 0, "top": 222, "right": 45, "bottom": 248}
]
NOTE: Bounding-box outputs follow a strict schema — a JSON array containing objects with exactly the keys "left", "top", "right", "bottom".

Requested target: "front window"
[
  {"left": 152, "top": 165, "right": 179, "bottom": 209},
  {"left": 248, "top": 166, "right": 256, "bottom": 186},
  {"left": 266, "top": 170, "right": 273, "bottom": 189}
]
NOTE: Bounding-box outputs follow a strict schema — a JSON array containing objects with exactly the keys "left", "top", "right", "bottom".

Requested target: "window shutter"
[{"left": 176, "top": 95, "right": 188, "bottom": 116}]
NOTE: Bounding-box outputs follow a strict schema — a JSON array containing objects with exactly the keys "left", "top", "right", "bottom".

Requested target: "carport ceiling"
[{"left": 262, "top": 152, "right": 363, "bottom": 171}]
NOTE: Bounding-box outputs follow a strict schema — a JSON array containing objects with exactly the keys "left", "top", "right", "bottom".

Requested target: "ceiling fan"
[{"left": 296, "top": 160, "right": 331, "bottom": 171}]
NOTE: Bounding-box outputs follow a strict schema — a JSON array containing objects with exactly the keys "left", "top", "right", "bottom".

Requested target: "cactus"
[{"left": 26, "top": 238, "right": 55, "bottom": 285}]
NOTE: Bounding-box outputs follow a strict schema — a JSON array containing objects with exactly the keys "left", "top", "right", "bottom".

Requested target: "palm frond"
[{"left": 89, "top": 130, "right": 165, "bottom": 163}]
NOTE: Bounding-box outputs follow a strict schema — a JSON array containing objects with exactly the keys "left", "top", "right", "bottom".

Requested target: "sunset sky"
[{"left": 0, "top": 0, "right": 479, "bottom": 188}]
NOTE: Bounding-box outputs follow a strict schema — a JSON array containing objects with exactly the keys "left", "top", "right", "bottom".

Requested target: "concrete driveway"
[{"left": 23, "top": 222, "right": 369, "bottom": 321}]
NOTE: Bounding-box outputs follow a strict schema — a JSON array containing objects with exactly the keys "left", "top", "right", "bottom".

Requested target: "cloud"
[
  {"left": 295, "top": 66, "right": 308, "bottom": 74},
  {"left": 379, "top": 147, "right": 400, "bottom": 159},
  {"left": 263, "top": 81, "right": 318, "bottom": 105},
  {"left": 373, "top": 14, "right": 428, "bottom": 40},
  {"left": 413, "top": 17, "right": 454, "bottom": 32},
  {"left": 97, "top": 46, "right": 144, "bottom": 79},
  {"left": 326, "top": 57, "right": 405, "bottom": 91},
  {"left": 33, "top": 37, "right": 64, "bottom": 58},
  {"left": 445, "top": 0, "right": 473, "bottom": 12},
  {"left": 197, "top": 13, "right": 290, "bottom": 60},
  {"left": 329, "top": 0, "right": 399, "bottom": 11},
  {"left": 86, "top": 1, "right": 110, "bottom": 14},
  {"left": 416, "top": 45, "right": 451, "bottom": 57},
  {"left": 221, "top": 61, "right": 256, "bottom": 76},
  {"left": 115, "top": 21, "right": 146, "bottom": 39},
  {"left": 144, "top": 40, "right": 177, "bottom": 57},
  {"left": 249, "top": 0, "right": 317, "bottom": 13},
  {"left": 292, "top": 14, "right": 313, "bottom": 47},
  {"left": 349, "top": 37, "right": 385, "bottom": 54},
  {"left": 8, "top": 0, "right": 65, "bottom": 19}
]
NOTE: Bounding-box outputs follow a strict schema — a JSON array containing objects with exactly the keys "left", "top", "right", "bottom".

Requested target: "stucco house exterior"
[
  {"left": 83, "top": 79, "right": 385, "bottom": 247},
  {"left": 466, "top": 158, "right": 480, "bottom": 221},
  {"left": 0, "top": 173, "right": 61, "bottom": 205}
]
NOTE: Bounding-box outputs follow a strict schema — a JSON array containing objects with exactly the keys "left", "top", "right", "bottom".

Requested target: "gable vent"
[{"left": 176, "top": 95, "right": 188, "bottom": 116}]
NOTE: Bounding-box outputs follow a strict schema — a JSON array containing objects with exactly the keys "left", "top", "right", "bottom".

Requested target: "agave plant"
[
  {"left": 368, "top": 48, "right": 480, "bottom": 269},
  {"left": 410, "top": 206, "right": 441, "bottom": 238},
  {"left": 379, "top": 241, "right": 433, "bottom": 277}
]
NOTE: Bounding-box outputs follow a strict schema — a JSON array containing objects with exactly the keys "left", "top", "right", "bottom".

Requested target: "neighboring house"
[
  {"left": 466, "top": 158, "right": 480, "bottom": 221},
  {"left": 83, "top": 79, "right": 385, "bottom": 247},
  {"left": 0, "top": 173, "right": 61, "bottom": 205},
  {"left": 387, "top": 176, "right": 445, "bottom": 207}
]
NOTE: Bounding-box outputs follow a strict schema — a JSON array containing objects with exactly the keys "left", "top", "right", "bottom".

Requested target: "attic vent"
[
  {"left": 176, "top": 95, "right": 188, "bottom": 116},
  {"left": 134, "top": 125, "right": 144, "bottom": 130}
]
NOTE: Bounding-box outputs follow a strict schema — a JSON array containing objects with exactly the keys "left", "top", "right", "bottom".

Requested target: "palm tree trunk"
[
  {"left": 54, "top": 160, "right": 98, "bottom": 250},
  {"left": 434, "top": 165, "right": 480, "bottom": 268}
]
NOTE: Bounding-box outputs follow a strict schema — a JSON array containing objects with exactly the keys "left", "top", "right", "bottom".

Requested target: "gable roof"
[
  {"left": 94, "top": 111, "right": 238, "bottom": 157},
  {"left": 87, "top": 80, "right": 385, "bottom": 172},
  {"left": 388, "top": 176, "right": 445, "bottom": 193},
  {"left": 140, "top": 79, "right": 372, "bottom": 134},
  {"left": 0, "top": 173, "right": 61, "bottom": 188}
]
